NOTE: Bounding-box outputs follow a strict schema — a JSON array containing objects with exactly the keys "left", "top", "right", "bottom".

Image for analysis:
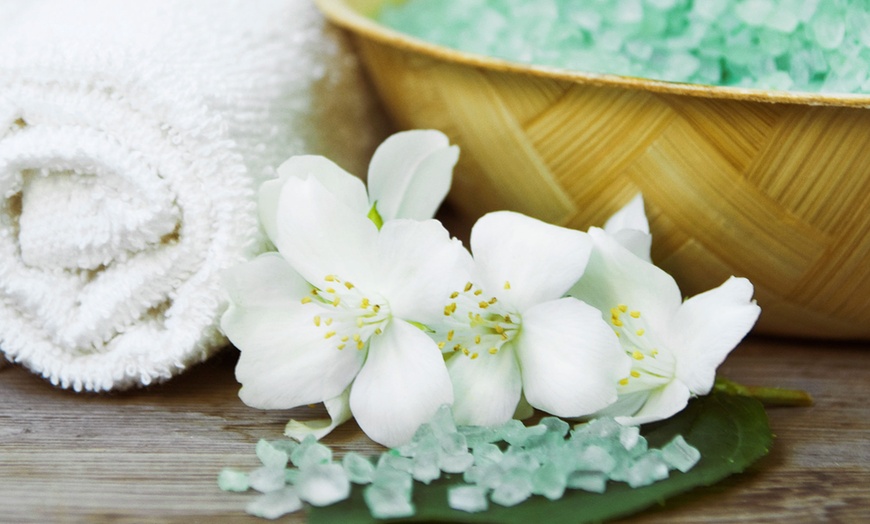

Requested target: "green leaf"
[
  {"left": 308, "top": 392, "right": 772, "bottom": 524},
  {"left": 367, "top": 202, "right": 384, "bottom": 230}
]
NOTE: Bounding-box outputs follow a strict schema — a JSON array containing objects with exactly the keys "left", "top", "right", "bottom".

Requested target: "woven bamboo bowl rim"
[{"left": 318, "top": 0, "right": 870, "bottom": 340}]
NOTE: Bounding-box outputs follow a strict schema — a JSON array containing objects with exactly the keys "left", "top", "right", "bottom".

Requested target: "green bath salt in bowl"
[{"left": 378, "top": 0, "right": 870, "bottom": 94}]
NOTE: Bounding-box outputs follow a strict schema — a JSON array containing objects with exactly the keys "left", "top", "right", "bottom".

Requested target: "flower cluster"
[{"left": 221, "top": 130, "right": 761, "bottom": 447}]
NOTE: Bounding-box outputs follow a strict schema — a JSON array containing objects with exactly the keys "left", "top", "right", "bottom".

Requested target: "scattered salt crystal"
[
  {"left": 531, "top": 462, "right": 568, "bottom": 500},
  {"left": 490, "top": 470, "right": 534, "bottom": 507},
  {"left": 439, "top": 450, "right": 475, "bottom": 474},
  {"left": 248, "top": 466, "right": 286, "bottom": 494},
  {"left": 377, "top": 452, "right": 414, "bottom": 474},
  {"left": 411, "top": 450, "right": 441, "bottom": 484},
  {"left": 217, "top": 468, "right": 249, "bottom": 492},
  {"left": 364, "top": 484, "right": 416, "bottom": 519},
  {"left": 255, "top": 439, "right": 290, "bottom": 470},
  {"left": 342, "top": 452, "right": 375, "bottom": 484},
  {"left": 295, "top": 463, "right": 351, "bottom": 507},
  {"left": 625, "top": 451, "right": 671, "bottom": 488},
  {"left": 246, "top": 486, "right": 302, "bottom": 520},
  {"left": 372, "top": 465, "right": 413, "bottom": 497},
  {"left": 566, "top": 470, "right": 608, "bottom": 493},
  {"left": 661, "top": 435, "right": 702, "bottom": 473},
  {"left": 290, "top": 434, "right": 332, "bottom": 469},
  {"left": 448, "top": 485, "right": 489, "bottom": 513}
]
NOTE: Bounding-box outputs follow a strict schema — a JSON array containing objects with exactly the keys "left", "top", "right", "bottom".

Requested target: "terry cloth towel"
[{"left": 0, "top": 0, "right": 386, "bottom": 391}]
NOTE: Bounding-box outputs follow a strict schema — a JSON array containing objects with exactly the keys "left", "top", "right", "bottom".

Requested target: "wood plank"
[{"left": 1, "top": 338, "right": 869, "bottom": 523}]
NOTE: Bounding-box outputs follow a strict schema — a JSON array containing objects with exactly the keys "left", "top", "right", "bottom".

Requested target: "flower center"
[
  {"left": 437, "top": 281, "right": 521, "bottom": 360},
  {"left": 609, "top": 304, "right": 675, "bottom": 393},
  {"left": 300, "top": 274, "right": 390, "bottom": 351}
]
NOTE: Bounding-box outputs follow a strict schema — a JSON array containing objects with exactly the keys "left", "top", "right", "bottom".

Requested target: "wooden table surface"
[{"left": 2, "top": 336, "right": 868, "bottom": 523}]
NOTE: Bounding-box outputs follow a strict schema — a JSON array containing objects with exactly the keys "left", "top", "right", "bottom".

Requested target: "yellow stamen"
[
  {"left": 438, "top": 341, "right": 446, "bottom": 349},
  {"left": 372, "top": 305, "right": 381, "bottom": 313},
  {"left": 619, "top": 378, "right": 630, "bottom": 386},
  {"left": 453, "top": 344, "right": 462, "bottom": 352},
  {"left": 651, "top": 349, "right": 659, "bottom": 357},
  {"left": 495, "top": 325, "right": 505, "bottom": 334},
  {"left": 636, "top": 328, "right": 645, "bottom": 336},
  {"left": 314, "top": 316, "right": 322, "bottom": 326},
  {"left": 360, "top": 298, "right": 370, "bottom": 308},
  {"left": 488, "top": 348, "right": 498, "bottom": 355},
  {"left": 618, "top": 304, "right": 628, "bottom": 312},
  {"left": 478, "top": 301, "right": 489, "bottom": 309},
  {"left": 630, "top": 311, "right": 641, "bottom": 318},
  {"left": 612, "top": 318, "right": 624, "bottom": 327},
  {"left": 632, "top": 350, "right": 645, "bottom": 360},
  {"left": 470, "top": 352, "right": 479, "bottom": 360},
  {"left": 374, "top": 328, "right": 383, "bottom": 335},
  {"left": 353, "top": 334, "right": 361, "bottom": 342},
  {"left": 447, "top": 330, "right": 455, "bottom": 341},
  {"left": 500, "top": 333, "right": 508, "bottom": 340},
  {"left": 450, "top": 291, "right": 459, "bottom": 299},
  {"left": 474, "top": 335, "right": 481, "bottom": 344},
  {"left": 344, "top": 281, "right": 354, "bottom": 289},
  {"left": 332, "top": 297, "right": 341, "bottom": 307},
  {"left": 341, "top": 335, "right": 349, "bottom": 342},
  {"left": 444, "top": 303, "right": 457, "bottom": 316},
  {"left": 356, "top": 318, "right": 364, "bottom": 328},
  {"left": 325, "top": 287, "right": 336, "bottom": 294},
  {"left": 474, "top": 289, "right": 483, "bottom": 296},
  {"left": 337, "top": 344, "right": 345, "bottom": 350},
  {"left": 301, "top": 296, "right": 312, "bottom": 304},
  {"left": 357, "top": 340, "right": 365, "bottom": 350},
  {"left": 489, "top": 297, "right": 498, "bottom": 304},
  {"left": 325, "top": 318, "right": 333, "bottom": 326},
  {"left": 503, "top": 281, "right": 511, "bottom": 290},
  {"left": 630, "top": 370, "right": 641, "bottom": 378},
  {"left": 325, "top": 275, "right": 336, "bottom": 282},
  {"left": 463, "top": 348, "right": 470, "bottom": 356},
  {"left": 464, "top": 282, "right": 473, "bottom": 292},
  {"left": 324, "top": 331, "right": 336, "bottom": 339}
]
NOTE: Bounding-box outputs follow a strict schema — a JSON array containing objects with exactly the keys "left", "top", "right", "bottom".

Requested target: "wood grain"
[{"left": 2, "top": 337, "right": 869, "bottom": 523}]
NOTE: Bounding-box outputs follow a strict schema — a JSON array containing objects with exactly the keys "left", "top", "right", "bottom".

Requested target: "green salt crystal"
[
  {"left": 295, "top": 463, "right": 351, "bottom": 507},
  {"left": 490, "top": 470, "right": 534, "bottom": 507},
  {"left": 472, "top": 442, "right": 504, "bottom": 464},
  {"left": 430, "top": 404, "right": 458, "bottom": 437},
  {"left": 411, "top": 450, "right": 441, "bottom": 484},
  {"left": 372, "top": 465, "right": 413, "bottom": 497},
  {"left": 499, "top": 448, "right": 540, "bottom": 473},
  {"left": 364, "top": 484, "right": 416, "bottom": 519},
  {"left": 439, "top": 431, "right": 468, "bottom": 455},
  {"left": 576, "top": 444, "right": 617, "bottom": 473},
  {"left": 439, "top": 450, "right": 475, "bottom": 473},
  {"left": 284, "top": 468, "right": 300, "bottom": 484},
  {"left": 448, "top": 485, "right": 489, "bottom": 513},
  {"left": 625, "top": 450, "right": 670, "bottom": 488},
  {"left": 342, "top": 452, "right": 375, "bottom": 484},
  {"left": 458, "top": 425, "right": 500, "bottom": 447},
  {"left": 248, "top": 466, "right": 287, "bottom": 494},
  {"left": 618, "top": 425, "right": 641, "bottom": 451},
  {"left": 499, "top": 420, "right": 547, "bottom": 447},
  {"left": 566, "top": 470, "right": 608, "bottom": 493},
  {"left": 290, "top": 434, "right": 332, "bottom": 469},
  {"left": 217, "top": 468, "right": 249, "bottom": 492},
  {"left": 531, "top": 462, "right": 568, "bottom": 500},
  {"left": 539, "top": 416, "right": 570, "bottom": 437},
  {"left": 255, "top": 439, "right": 290, "bottom": 470},
  {"left": 661, "top": 434, "right": 701, "bottom": 473},
  {"left": 245, "top": 486, "right": 302, "bottom": 519},
  {"left": 378, "top": 452, "right": 415, "bottom": 474}
]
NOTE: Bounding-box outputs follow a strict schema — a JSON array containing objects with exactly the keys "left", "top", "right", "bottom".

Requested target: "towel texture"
[{"left": 0, "top": 0, "right": 386, "bottom": 391}]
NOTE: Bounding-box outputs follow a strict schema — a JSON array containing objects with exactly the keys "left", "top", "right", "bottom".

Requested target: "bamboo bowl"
[{"left": 317, "top": 0, "right": 870, "bottom": 340}]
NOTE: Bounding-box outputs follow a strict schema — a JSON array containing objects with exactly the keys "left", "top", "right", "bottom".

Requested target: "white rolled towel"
[{"left": 0, "top": 0, "right": 386, "bottom": 391}]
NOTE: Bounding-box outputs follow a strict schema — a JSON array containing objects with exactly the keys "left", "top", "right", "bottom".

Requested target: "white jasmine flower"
[
  {"left": 435, "top": 211, "right": 630, "bottom": 427},
  {"left": 221, "top": 131, "right": 468, "bottom": 447},
  {"left": 568, "top": 223, "right": 761, "bottom": 425},
  {"left": 258, "top": 129, "right": 459, "bottom": 239}
]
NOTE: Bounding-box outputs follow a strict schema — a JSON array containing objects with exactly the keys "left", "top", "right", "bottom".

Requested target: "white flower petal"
[
  {"left": 374, "top": 219, "right": 473, "bottom": 325},
  {"left": 613, "top": 380, "right": 691, "bottom": 425},
  {"left": 225, "top": 305, "right": 365, "bottom": 409},
  {"left": 670, "top": 277, "right": 761, "bottom": 395},
  {"left": 367, "top": 130, "right": 459, "bottom": 221},
  {"left": 470, "top": 211, "right": 593, "bottom": 311},
  {"left": 349, "top": 319, "right": 454, "bottom": 447},
  {"left": 284, "top": 386, "right": 352, "bottom": 441},
  {"left": 445, "top": 345, "right": 523, "bottom": 426},
  {"left": 222, "top": 253, "right": 311, "bottom": 310},
  {"left": 604, "top": 193, "right": 649, "bottom": 235},
  {"left": 516, "top": 298, "right": 629, "bottom": 417},
  {"left": 274, "top": 175, "right": 379, "bottom": 287},
  {"left": 570, "top": 227, "right": 682, "bottom": 332},
  {"left": 260, "top": 156, "right": 369, "bottom": 246},
  {"left": 609, "top": 229, "right": 652, "bottom": 263}
]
